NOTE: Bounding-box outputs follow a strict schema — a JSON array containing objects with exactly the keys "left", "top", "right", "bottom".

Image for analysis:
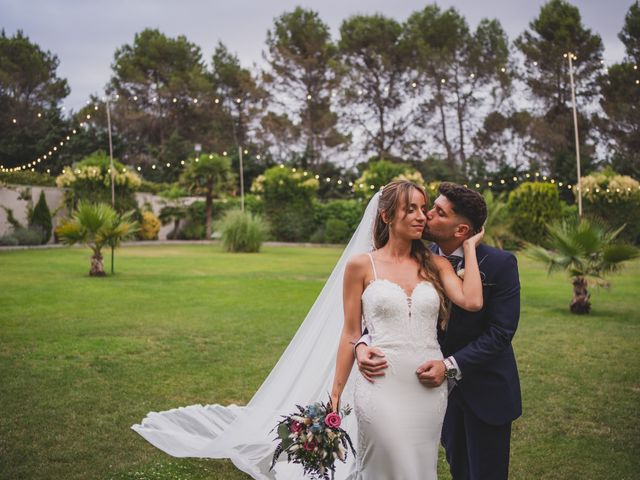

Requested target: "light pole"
[
  {"left": 105, "top": 94, "right": 116, "bottom": 274},
  {"left": 566, "top": 52, "right": 583, "bottom": 217},
  {"left": 105, "top": 96, "right": 115, "bottom": 209}
]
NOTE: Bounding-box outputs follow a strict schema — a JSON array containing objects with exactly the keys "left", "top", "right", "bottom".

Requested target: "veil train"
[{"left": 132, "top": 192, "right": 381, "bottom": 479}]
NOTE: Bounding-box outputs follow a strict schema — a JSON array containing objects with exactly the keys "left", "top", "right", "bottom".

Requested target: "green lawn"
[{"left": 0, "top": 244, "right": 638, "bottom": 479}]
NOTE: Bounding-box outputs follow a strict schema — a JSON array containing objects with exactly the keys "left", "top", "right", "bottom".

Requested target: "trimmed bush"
[
  {"left": 56, "top": 151, "right": 141, "bottom": 214},
  {"left": 312, "top": 198, "right": 366, "bottom": 243},
  {"left": 324, "top": 218, "right": 351, "bottom": 244},
  {"left": 12, "top": 227, "right": 45, "bottom": 246},
  {"left": 138, "top": 211, "right": 161, "bottom": 240},
  {"left": 577, "top": 171, "right": 640, "bottom": 244},
  {"left": 0, "top": 234, "right": 19, "bottom": 246},
  {"left": 507, "top": 182, "right": 562, "bottom": 245},
  {"left": 0, "top": 170, "right": 56, "bottom": 187},
  {"left": 353, "top": 159, "right": 425, "bottom": 199},
  {"left": 218, "top": 209, "right": 267, "bottom": 253},
  {"left": 252, "top": 166, "right": 318, "bottom": 242},
  {"left": 29, "top": 191, "right": 52, "bottom": 244}
]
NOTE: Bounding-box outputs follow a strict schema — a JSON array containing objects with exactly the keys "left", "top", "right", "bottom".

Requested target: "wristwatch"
[{"left": 443, "top": 358, "right": 458, "bottom": 379}]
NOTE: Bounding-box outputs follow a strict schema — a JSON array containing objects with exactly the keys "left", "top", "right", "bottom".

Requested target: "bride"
[
  {"left": 132, "top": 180, "right": 482, "bottom": 479},
  {"left": 330, "top": 180, "right": 483, "bottom": 479}
]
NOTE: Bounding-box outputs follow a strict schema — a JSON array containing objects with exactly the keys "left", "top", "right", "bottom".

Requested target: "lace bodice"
[{"left": 361, "top": 254, "right": 442, "bottom": 355}]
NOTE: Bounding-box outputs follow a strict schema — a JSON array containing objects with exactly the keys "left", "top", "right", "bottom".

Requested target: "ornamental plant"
[
  {"left": 218, "top": 209, "right": 268, "bottom": 252},
  {"left": 55, "top": 151, "right": 141, "bottom": 214},
  {"left": 507, "top": 181, "right": 563, "bottom": 245},
  {"left": 252, "top": 166, "right": 319, "bottom": 242},
  {"left": 576, "top": 170, "right": 640, "bottom": 244},
  {"left": 526, "top": 218, "right": 638, "bottom": 314},
  {"left": 353, "top": 159, "right": 425, "bottom": 199}
]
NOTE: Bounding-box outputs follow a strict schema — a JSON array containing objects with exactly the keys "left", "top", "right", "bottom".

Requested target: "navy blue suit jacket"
[{"left": 435, "top": 243, "right": 522, "bottom": 426}]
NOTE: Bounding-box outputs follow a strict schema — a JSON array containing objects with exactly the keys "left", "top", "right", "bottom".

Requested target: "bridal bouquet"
[{"left": 270, "top": 400, "right": 356, "bottom": 479}]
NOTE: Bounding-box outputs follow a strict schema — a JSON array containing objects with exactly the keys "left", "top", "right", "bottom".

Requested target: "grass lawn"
[{"left": 0, "top": 244, "right": 638, "bottom": 479}]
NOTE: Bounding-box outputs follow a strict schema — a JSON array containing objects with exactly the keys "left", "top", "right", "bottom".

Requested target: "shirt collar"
[{"left": 437, "top": 245, "right": 464, "bottom": 258}]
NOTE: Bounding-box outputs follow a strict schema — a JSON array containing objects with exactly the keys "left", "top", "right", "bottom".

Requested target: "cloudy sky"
[{"left": 1, "top": 0, "right": 633, "bottom": 112}]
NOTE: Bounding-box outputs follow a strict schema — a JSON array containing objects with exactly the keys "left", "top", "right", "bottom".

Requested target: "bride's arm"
[
  {"left": 435, "top": 229, "right": 485, "bottom": 312},
  {"left": 330, "top": 255, "right": 366, "bottom": 411}
]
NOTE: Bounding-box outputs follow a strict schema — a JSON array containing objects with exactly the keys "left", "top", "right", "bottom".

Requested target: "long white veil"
[{"left": 132, "top": 192, "right": 381, "bottom": 479}]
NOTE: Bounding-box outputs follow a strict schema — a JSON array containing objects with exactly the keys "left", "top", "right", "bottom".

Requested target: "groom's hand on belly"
[
  {"left": 416, "top": 360, "right": 445, "bottom": 387},
  {"left": 355, "top": 344, "right": 388, "bottom": 383}
]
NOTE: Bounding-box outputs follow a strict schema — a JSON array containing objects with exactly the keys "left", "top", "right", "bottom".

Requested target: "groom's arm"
[{"left": 452, "top": 253, "right": 520, "bottom": 373}]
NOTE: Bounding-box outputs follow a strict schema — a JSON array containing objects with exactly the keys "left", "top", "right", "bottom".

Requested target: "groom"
[{"left": 355, "top": 182, "right": 521, "bottom": 480}]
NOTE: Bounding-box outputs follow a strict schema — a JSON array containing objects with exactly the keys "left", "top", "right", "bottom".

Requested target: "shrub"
[
  {"left": 577, "top": 171, "right": 640, "bottom": 244},
  {"left": 12, "top": 227, "right": 45, "bottom": 246},
  {"left": 218, "top": 209, "right": 267, "bottom": 253},
  {"left": 176, "top": 201, "right": 207, "bottom": 240},
  {"left": 138, "top": 211, "right": 161, "bottom": 240},
  {"left": 312, "top": 199, "right": 366, "bottom": 243},
  {"left": 253, "top": 166, "right": 318, "bottom": 242},
  {"left": 507, "top": 182, "right": 563, "bottom": 245},
  {"left": 29, "top": 191, "right": 52, "bottom": 244},
  {"left": 55, "top": 151, "right": 141, "bottom": 214},
  {"left": 324, "top": 218, "right": 351, "bottom": 244},
  {"left": 353, "top": 159, "right": 425, "bottom": 199},
  {"left": 0, "top": 234, "right": 19, "bottom": 246},
  {"left": 0, "top": 170, "right": 56, "bottom": 187}
]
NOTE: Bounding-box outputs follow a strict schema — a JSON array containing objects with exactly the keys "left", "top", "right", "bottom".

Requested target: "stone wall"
[{"left": 0, "top": 185, "right": 199, "bottom": 242}]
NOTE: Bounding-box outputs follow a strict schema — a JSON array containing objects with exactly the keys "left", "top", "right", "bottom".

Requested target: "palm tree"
[
  {"left": 57, "top": 202, "right": 138, "bottom": 276},
  {"left": 526, "top": 218, "right": 638, "bottom": 314},
  {"left": 180, "top": 154, "right": 235, "bottom": 239}
]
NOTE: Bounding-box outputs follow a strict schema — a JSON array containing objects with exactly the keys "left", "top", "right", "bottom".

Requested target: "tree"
[
  {"left": 337, "top": 14, "right": 414, "bottom": 160},
  {"left": 405, "top": 6, "right": 513, "bottom": 169},
  {"left": 527, "top": 218, "right": 638, "bottom": 314},
  {"left": 29, "top": 190, "right": 52, "bottom": 244},
  {"left": 597, "top": 2, "right": 640, "bottom": 178},
  {"left": 57, "top": 202, "right": 138, "bottom": 276},
  {"left": 263, "top": 7, "right": 349, "bottom": 167},
  {"left": 212, "top": 42, "right": 267, "bottom": 149},
  {"left": 212, "top": 44, "right": 270, "bottom": 194},
  {"left": 107, "top": 29, "right": 223, "bottom": 180},
  {"left": 0, "top": 30, "right": 69, "bottom": 172},
  {"left": 180, "top": 153, "right": 235, "bottom": 239},
  {"left": 515, "top": 0, "right": 604, "bottom": 180}
]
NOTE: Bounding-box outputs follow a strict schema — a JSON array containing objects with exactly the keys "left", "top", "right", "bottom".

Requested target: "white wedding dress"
[
  {"left": 132, "top": 192, "right": 445, "bottom": 479},
  {"left": 353, "top": 254, "right": 447, "bottom": 479}
]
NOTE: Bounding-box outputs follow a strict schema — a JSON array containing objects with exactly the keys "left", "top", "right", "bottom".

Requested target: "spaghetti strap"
[{"left": 367, "top": 252, "right": 378, "bottom": 280}]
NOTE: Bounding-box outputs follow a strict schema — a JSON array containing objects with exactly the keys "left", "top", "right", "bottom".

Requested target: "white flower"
[{"left": 457, "top": 268, "right": 465, "bottom": 279}]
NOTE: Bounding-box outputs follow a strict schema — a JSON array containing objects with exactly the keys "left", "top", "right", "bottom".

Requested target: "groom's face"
[{"left": 423, "top": 195, "right": 470, "bottom": 243}]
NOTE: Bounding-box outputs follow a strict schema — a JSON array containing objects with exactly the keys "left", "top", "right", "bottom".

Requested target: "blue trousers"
[{"left": 442, "top": 387, "right": 512, "bottom": 480}]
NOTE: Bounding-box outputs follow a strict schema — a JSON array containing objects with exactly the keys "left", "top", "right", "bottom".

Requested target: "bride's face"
[{"left": 387, "top": 188, "right": 427, "bottom": 240}]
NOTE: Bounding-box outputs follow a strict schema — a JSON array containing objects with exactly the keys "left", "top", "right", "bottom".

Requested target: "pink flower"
[
  {"left": 303, "top": 440, "right": 317, "bottom": 451},
  {"left": 290, "top": 421, "right": 303, "bottom": 433},
  {"left": 324, "top": 412, "right": 341, "bottom": 429}
]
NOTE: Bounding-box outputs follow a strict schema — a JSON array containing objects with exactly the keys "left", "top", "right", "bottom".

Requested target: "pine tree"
[{"left": 29, "top": 190, "right": 52, "bottom": 244}]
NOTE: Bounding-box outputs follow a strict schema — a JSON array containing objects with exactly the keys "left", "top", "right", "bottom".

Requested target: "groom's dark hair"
[{"left": 438, "top": 182, "right": 487, "bottom": 234}]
